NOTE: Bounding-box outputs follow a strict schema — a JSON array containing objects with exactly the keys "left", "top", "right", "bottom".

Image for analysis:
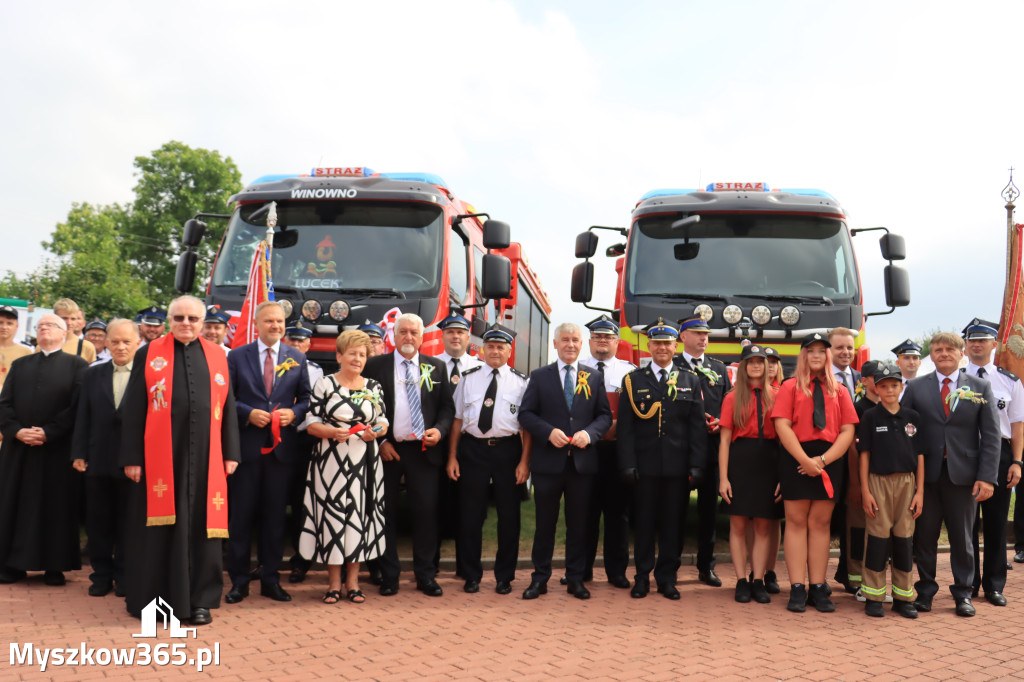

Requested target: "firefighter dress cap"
[
  {"left": 800, "top": 332, "right": 831, "bottom": 349},
  {"left": 204, "top": 305, "right": 230, "bottom": 325},
  {"left": 137, "top": 306, "right": 166, "bottom": 326},
  {"left": 873, "top": 362, "right": 902, "bottom": 383},
  {"left": 860, "top": 359, "right": 882, "bottom": 380},
  {"left": 482, "top": 323, "right": 516, "bottom": 345},
  {"left": 677, "top": 315, "right": 711, "bottom": 333},
  {"left": 285, "top": 324, "right": 313, "bottom": 340},
  {"left": 0, "top": 305, "right": 17, "bottom": 320},
  {"left": 84, "top": 318, "right": 107, "bottom": 332},
  {"left": 438, "top": 309, "right": 471, "bottom": 332},
  {"left": 891, "top": 338, "right": 922, "bottom": 357},
  {"left": 962, "top": 318, "right": 999, "bottom": 340},
  {"left": 740, "top": 344, "right": 768, "bottom": 361},
  {"left": 643, "top": 317, "right": 679, "bottom": 341},
  {"left": 586, "top": 314, "right": 619, "bottom": 336},
  {"left": 357, "top": 319, "right": 384, "bottom": 339}
]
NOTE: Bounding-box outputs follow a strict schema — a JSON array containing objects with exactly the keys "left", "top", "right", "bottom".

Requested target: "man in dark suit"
[
  {"left": 72, "top": 318, "right": 140, "bottom": 596},
  {"left": 518, "top": 322, "right": 612, "bottom": 600},
  {"left": 364, "top": 312, "right": 455, "bottom": 596},
  {"left": 225, "top": 301, "right": 310, "bottom": 604},
  {"left": 829, "top": 326, "right": 862, "bottom": 592},
  {"left": 902, "top": 331, "right": 1000, "bottom": 617}
]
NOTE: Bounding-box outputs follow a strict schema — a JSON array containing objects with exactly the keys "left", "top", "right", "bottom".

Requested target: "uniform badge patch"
[
  {"left": 214, "top": 372, "right": 226, "bottom": 386},
  {"left": 510, "top": 404, "right": 517, "bottom": 414},
  {"left": 484, "top": 398, "right": 494, "bottom": 408},
  {"left": 998, "top": 398, "right": 1006, "bottom": 410},
  {"left": 904, "top": 423, "right": 917, "bottom": 437},
  {"left": 149, "top": 356, "right": 167, "bottom": 372},
  {"left": 451, "top": 375, "right": 460, "bottom": 385}
]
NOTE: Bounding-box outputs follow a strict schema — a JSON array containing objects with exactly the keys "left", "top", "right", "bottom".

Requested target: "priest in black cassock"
[
  {"left": 0, "top": 313, "right": 88, "bottom": 585},
  {"left": 120, "top": 296, "right": 240, "bottom": 626}
]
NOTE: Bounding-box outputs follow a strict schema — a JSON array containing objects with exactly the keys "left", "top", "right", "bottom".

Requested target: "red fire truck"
[
  {"left": 175, "top": 167, "right": 550, "bottom": 371},
  {"left": 570, "top": 182, "right": 910, "bottom": 370}
]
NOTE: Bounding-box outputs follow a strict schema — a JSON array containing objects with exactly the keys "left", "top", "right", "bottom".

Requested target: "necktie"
[
  {"left": 478, "top": 368, "right": 499, "bottom": 434},
  {"left": 978, "top": 367, "right": 986, "bottom": 379},
  {"left": 754, "top": 387, "right": 764, "bottom": 440},
  {"left": 597, "top": 361, "right": 606, "bottom": 375},
  {"left": 113, "top": 365, "right": 130, "bottom": 409},
  {"left": 812, "top": 378, "right": 826, "bottom": 430},
  {"left": 941, "top": 377, "right": 951, "bottom": 418},
  {"left": 693, "top": 358, "right": 701, "bottom": 370},
  {"left": 563, "top": 365, "right": 575, "bottom": 409},
  {"left": 451, "top": 357, "right": 461, "bottom": 381},
  {"left": 836, "top": 370, "right": 852, "bottom": 397},
  {"left": 659, "top": 368, "right": 668, "bottom": 384},
  {"left": 404, "top": 360, "right": 425, "bottom": 438},
  {"left": 264, "top": 348, "right": 275, "bottom": 395}
]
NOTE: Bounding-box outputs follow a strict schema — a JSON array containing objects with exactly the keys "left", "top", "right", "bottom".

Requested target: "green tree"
[{"left": 0, "top": 141, "right": 242, "bottom": 318}]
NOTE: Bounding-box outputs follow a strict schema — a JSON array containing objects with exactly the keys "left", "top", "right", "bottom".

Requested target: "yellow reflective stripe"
[
  {"left": 892, "top": 585, "right": 915, "bottom": 598},
  {"left": 860, "top": 584, "right": 887, "bottom": 596},
  {"left": 846, "top": 573, "right": 862, "bottom": 582}
]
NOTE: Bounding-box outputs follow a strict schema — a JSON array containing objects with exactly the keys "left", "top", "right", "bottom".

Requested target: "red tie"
[
  {"left": 264, "top": 348, "right": 275, "bottom": 395},
  {"left": 941, "top": 377, "right": 951, "bottom": 418}
]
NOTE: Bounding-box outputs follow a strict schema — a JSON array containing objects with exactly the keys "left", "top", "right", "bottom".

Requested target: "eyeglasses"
[
  {"left": 37, "top": 322, "right": 64, "bottom": 330},
  {"left": 171, "top": 315, "right": 202, "bottom": 323}
]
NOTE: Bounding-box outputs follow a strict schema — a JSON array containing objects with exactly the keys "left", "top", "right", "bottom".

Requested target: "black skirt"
[
  {"left": 778, "top": 439, "right": 845, "bottom": 502},
  {"left": 721, "top": 437, "right": 784, "bottom": 519}
]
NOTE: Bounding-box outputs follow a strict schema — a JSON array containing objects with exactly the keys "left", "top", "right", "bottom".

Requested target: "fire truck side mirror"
[
  {"left": 182, "top": 219, "right": 207, "bottom": 248},
  {"left": 575, "top": 232, "right": 598, "bottom": 259},
  {"left": 883, "top": 264, "right": 910, "bottom": 307},
  {"left": 175, "top": 251, "right": 198, "bottom": 293},
  {"left": 482, "top": 220, "right": 511, "bottom": 250},
  {"left": 879, "top": 233, "right": 906, "bottom": 261},
  {"left": 570, "top": 262, "right": 594, "bottom": 303},
  {"left": 480, "top": 254, "right": 511, "bottom": 299},
  {"left": 606, "top": 243, "right": 626, "bottom": 257}
]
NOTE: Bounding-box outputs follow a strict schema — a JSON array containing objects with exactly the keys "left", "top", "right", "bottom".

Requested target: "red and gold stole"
[{"left": 143, "top": 334, "right": 231, "bottom": 538}]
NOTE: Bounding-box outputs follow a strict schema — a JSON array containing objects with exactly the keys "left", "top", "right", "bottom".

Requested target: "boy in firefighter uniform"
[{"left": 857, "top": 363, "right": 924, "bottom": 618}]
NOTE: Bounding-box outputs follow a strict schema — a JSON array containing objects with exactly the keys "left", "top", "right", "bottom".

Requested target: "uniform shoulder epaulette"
[
  {"left": 510, "top": 367, "right": 528, "bottom": 380},
  {"left": 461, "top": 365, "right": 484, "bottom": 377},
  {"left": 705, "top": 355, "right": 727, "bottom": 369},
  {"left": 998, "top": 366, "right": 1020, "bottom": 382}
]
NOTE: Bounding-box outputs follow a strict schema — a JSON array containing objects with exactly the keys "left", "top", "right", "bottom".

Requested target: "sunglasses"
[{"left": 171, "top": 315, "right": 202, "bottom": 323}]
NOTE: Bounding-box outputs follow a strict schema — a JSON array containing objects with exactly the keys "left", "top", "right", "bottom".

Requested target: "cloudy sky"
[{"left": 2, "top": 0, "right": 1021, "bottom": 360}]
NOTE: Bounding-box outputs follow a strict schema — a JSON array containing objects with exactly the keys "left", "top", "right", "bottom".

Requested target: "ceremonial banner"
[
  {"left": 996, "top": 223, "right": 1024, "bottom": 378},
  {"left": 231, "top": 240, "right": 275, "bottom": 349}
]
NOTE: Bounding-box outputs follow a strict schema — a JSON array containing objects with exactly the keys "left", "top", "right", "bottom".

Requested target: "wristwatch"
[{"left": 1011, "top": 461, "right": 1023, "bottom": 469}]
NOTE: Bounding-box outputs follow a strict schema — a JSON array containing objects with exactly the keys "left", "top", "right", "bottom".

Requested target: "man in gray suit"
[{"left": 902, "top": 332, "right": 1000, "bottom": 617}]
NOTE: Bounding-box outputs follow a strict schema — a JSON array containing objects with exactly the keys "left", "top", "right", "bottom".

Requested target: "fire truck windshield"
[
  {"left": 626, "top": 213, "right": 859, "bottom": 303},
  {"left": 212, "top": 201, "right": 444, "bottom": 294}
]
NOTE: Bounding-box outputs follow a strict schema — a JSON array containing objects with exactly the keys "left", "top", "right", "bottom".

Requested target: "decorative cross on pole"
[
  {"left": 152, "top": 478, "right": 169, "bottom": 498},
  {"left": 1005, "top": 167, "right": 1020, "bottom": 284}
]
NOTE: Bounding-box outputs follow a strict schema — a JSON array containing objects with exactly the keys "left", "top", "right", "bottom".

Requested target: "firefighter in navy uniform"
[
  {"left": 673, "top": 315, "right": 732, "bottom": 587},
  {"left": 618, "top": 318, "right": 707, "bottom": 600}
]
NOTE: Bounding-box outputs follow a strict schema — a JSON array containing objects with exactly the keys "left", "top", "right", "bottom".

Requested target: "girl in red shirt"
[
  {"left": 772, "top": 334, "right": 858, "bottom": 613},
  {"left": 719, "top": 345, "right": 782, "bottom": 605}
]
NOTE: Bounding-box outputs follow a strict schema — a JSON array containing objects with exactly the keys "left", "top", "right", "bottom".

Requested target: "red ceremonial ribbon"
[
  {"left": 348, "top": 423, "right": 368, "bottom": 437},
  {"left": 821, "top": 470, "right": 835, "bottom": 499},
  {"left": 261, "top": 410, "right": 282, "bottom": 454}
]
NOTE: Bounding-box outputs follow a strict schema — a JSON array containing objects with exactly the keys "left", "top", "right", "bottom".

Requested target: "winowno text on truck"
[
  {"left": 174, "top": 167, "right": 551, "bottom": 372},
  {"left": 570, "top": 182, "right": 911, "bottom": 370}
]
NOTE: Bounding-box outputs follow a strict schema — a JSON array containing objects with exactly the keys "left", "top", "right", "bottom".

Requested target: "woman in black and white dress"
[{"left": 300, "top": 330, "right": 388, "bottom": 604}]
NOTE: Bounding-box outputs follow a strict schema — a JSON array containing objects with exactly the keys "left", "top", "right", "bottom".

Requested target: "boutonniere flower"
[
  {"left": 575, "top": 370, "right": 592, "bottom": 399},
  {"left": 349, "top": 389, "right": 382, "bottom": 408},
  {"left": 418, "top": 363, "right": 436, "bottom": 392},
  {"left": 945, "top": 386, "right": 987, "bottom": 412},
  {"left": 275, "top": 357, "right": 299, "bottom": 377},
  {"left": 695, "top": 364, "right": 721, "bottom": 386},
  {"left": 666, "top": 371, "right": 680, "bottom": 399},
  {"left": 854, "top": 381, "right": 866, "bottom": 401}
]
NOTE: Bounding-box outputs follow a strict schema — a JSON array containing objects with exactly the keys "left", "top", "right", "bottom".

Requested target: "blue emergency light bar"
[
  {"left": 247, "top": 170, "right": 448, "bottom": 188},
  {"left": 638, "top": 184, "right": 836, "bottom": 202}
]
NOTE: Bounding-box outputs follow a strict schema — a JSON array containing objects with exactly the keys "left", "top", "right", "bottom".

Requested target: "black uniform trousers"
[
  {"left": 531, "top": 459, "right": 593, "bottom": 584},
  {"left": 457, "top": 435, "right": 522, "bottom": 583},
  {"left": 1015, "top": 481, "right": 1024, "bottom": 552},
  {"left": 680, "top": 433, "right": 720, "bottom": 571},
  {"left": 287, "top": 433, "right": 316, "bottom": 571},
  {"left": 635, "top": 475, "right": 685, "bottom": 587},
  {"left": 914, "top": 460, "right": 978, "bottom": 602},
  {"left": 435, "top": 435, "right": 464, "bottom": 575},
  {"left": 227, "top": 453, "right": 292, "bottom": 586},
  {"left": 585, "top": 440, "right": 631, "bottom": 580},
  {"left": 972, "top": 439, "right": 1013, "bottom": 593},
  {"left": 84, "top": 475, "right": 130, "bottom": 588},
  {"left": 380, "top": 441, "right": 441, "bottom": 584}
]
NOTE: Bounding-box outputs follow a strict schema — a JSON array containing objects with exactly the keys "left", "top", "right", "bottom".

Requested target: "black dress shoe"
[
  {"left": 566, "top": 581, "right": 590, "bottom": 600},
  {"left": 1015, "top": 550, "right": 1024, "bottom": 563},
  {"left": 88, "top": 582, "right": 113, "bottom": 597},
  {"left": 463, "top": 580, "right": 480, "bottom": 593},
  {"left": 985, "top": 591, "right": 1007, "bottom": 606},
  {"left": 559, "top": 576, "right": 568, "bottom": 585},
  {"left": 190, "top": 608, "right": 212, "bottom": 626},
  {"left": 416, "top": 579, "right": 443, "bottom": 597},
  {"left": 631, "top": 579, "right": 650, "bottom": 598},
  {"left": 260, "top": 583, "right": 292, "bottom": 602},
  {"left": 971, "top": 585, "right": 979, "bottom": 598},
  {"left": 955, "top": 597, "right": 976, "bottom": 617},
  {"left": 912, "top": 597, "right": 932, "bottom": 613},
  {"left": 657, "top": 583, "right": 681, "bottom": 600},
  {"left": 114, "top": 583, "right": 127, "bottom": 598},
  {"left": 368, "top": 567, "right": 384, "bottom": 586},
  {"left": 379, "top": 582, "right": 399, "bottom": 596},
  {"left": 698, "top": 569, "right": 722, "bottom": 587},
  {"left": 607, "top": 575, "right": 631, "bottom": 589},
  {"left": 288, "top": 567, "right": 307, "bottom": 584},
  {"left": 225, "top": 584, "right": 249, "bottom": 604},
  {"left": 0, "top": 568, "right": 26, "bottom": 584},
  {"left": 522, "top": 580, "right": 547, "bottom": 599},
  {"left": 495, "top": 581, "right": 512, "bottom": 595},
  {"left": 43, "top": 571, "right": 66, "bottom": 586}
]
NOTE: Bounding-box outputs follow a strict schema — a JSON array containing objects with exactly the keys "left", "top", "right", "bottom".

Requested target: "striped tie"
[{"left": 404, "top": 360, "right": 425, "bottom": 439}]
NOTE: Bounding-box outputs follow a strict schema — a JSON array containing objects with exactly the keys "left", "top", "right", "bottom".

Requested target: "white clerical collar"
[{"left": 39, "top": 347, "right": 62, "bottom": 357}]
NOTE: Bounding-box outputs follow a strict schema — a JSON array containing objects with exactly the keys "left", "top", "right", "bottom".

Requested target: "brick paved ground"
[{"left": 3, "top": 551, "right": 1024, "bottom": 681}]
